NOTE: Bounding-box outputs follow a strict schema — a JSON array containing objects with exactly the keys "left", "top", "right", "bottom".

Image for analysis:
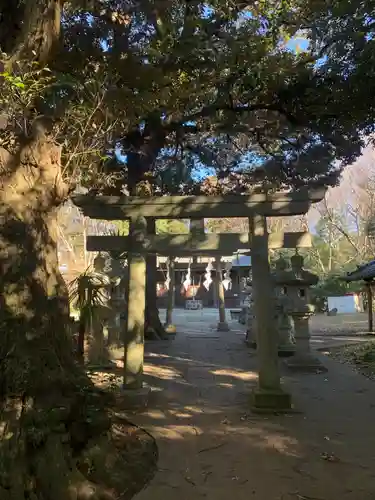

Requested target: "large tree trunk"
[
  {"left": 0, "top": 3, "right": 118, "bottom": 497},
  {"left": 0, "top": 131, "right": 110, "bottom": 499},
  {"left": 0, "top": 0, "right": 63, "bottom": 63}
]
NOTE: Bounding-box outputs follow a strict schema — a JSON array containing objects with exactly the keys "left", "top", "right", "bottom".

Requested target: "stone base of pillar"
[
  {"left": 277, "top": 344, "right": 296, "bottom": 357},
  {"left": 164, "top": 323, "right": 177, "bottom": 335},
  {"left": 217, "top": 321, "right": 230, "bottom": 332},
  {"left": 285, "top": 354, "right": 327, "bottom": 373},
  {"left": 245, "top": 329, "right": 256, "bottom": 348},
  {"left": 250, "top": 387, "right": 293, "bottom": 413},
  {"left": 119, "top": 385, "right": 151, "bottom": 410},
  {"left": 145, "top": 326, "right": 162, "bottom": 340}
]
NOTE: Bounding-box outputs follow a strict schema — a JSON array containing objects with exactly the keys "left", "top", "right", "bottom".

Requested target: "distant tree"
[{"left": 113, "top": 218, "right": 188, "bottom": 236}]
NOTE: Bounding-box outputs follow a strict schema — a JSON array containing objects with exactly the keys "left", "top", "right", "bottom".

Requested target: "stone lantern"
[
  {"left": 106, "top": 255, "right": 127, "bottom": 347},
  {"left": 84, "top": 254, "right": 112, "bottom": 365},
  {"left": 280, "top": 253, "right": 325, "bottom": 371},
  {"left": 272, "top": 256, "right": 295, "bottom": 357}
]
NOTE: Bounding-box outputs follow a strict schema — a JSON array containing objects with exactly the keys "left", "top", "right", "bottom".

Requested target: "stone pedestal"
[
  {"left": 250, "top": 388, "right": 292, "bottom": 413},
  {"left": 84, "top": 255, "right": 113, "bottom": 366},
  {"left": 106, "top": 257, "right": 127, "bottom": 347},
  {"left": 249, "top": 214, "right": 292, "bottom": 412},
  {"left": 107, "top": 295, "right": 125, "bottom": 347},
  {"left": 273, "top": 257, "right": 296, "bottom": 357},
  {"left": 217, "top": 321, "right": 230, "bottom": 332},
  {"left": 276, "top": 296, "right": 295, "bottom": 357},
  {"left": 286, "top": 311, "right": 326, "bottom": 372},
  {"left": 87, "top": 307, "right": 112, "bottom": 367}
]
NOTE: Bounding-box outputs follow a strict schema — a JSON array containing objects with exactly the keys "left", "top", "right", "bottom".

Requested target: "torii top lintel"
[{"left": 71, "top": 187, "right": 326, "bottom": 220}]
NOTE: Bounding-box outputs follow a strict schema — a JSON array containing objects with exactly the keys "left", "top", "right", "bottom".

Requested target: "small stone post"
[
  {"left": 123, "top": 216, "right": 147, "bottom": 391},
  {"left": 216, "top": 257, "right": 230, "bottom": 331},
  {"left": 293, "top": 312, "right": 313, "bottom": 357},
  {"left": 165, "top": 257, "right": 177, "bottom": 334},
  {"left": 249, "top": 214, "right": 292, "bottom": 411}
]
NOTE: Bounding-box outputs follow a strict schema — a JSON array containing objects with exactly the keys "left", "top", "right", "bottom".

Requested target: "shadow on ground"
[{"left": 127, "top": 325, "right": 375, "bottom": 500}]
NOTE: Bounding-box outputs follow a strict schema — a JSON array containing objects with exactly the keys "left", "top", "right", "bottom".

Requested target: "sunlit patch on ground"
[
  {"left": 211, "top": 368, "right": 257, "bottom": 381},
  {"left": 144, "top": 364, "right": 183, "bottom": 380}
]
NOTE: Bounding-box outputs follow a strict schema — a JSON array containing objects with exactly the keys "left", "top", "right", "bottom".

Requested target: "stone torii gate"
[{"left": 72, "top": 188, "right": 325, "bottom": 411}]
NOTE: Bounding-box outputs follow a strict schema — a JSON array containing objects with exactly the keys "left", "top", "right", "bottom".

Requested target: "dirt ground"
[
  {"left": 88, "top": 311, "right": 375, "bottom": 500},
  {"left": 310, "top": 312, "right": 371, "bottom": 335},
  {"left": 77, "top": 413, "right": 158, "bottom": 500},
  {"left": 125, "top": 311, "right": 375, "bottom": 500}
]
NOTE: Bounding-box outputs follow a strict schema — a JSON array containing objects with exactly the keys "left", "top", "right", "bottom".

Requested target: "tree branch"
[
  {"left": 167, "top": 102, "right": 299, "bottom": 131},
  {"left": 321, "top": 198, "right": 359, "bottom": 254}
]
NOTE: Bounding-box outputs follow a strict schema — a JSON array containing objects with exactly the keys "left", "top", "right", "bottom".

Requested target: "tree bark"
[
  {"left": 0, "top": 2, "right": 117, "bottom": 497},
  {"left": 0, "top": 132, "right": 110, "bottom": 499},
  {"left": 0, "top": 0, "right": 63, "bottom": 63}
]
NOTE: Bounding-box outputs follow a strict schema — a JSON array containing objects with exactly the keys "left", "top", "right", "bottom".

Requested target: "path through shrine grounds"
[{"left": 127, "top": 310, "right": 375, "bottom": 500}]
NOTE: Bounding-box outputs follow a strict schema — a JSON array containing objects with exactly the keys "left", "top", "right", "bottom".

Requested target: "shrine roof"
[{"left": 343, "top": 260, "right": 375, "bottom": 282}]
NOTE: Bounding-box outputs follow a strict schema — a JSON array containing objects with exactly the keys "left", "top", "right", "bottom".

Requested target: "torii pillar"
[
  {"left": 122, "top": 216, "right": 150, "bottom": 405},
  {"left": 249, "top": 214, "right": 291, "bottom": 411}
]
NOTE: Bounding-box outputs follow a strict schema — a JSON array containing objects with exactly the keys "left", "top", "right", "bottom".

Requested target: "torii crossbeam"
[{"left": 86, "top": 231, "right": 312, "bottom": 255}]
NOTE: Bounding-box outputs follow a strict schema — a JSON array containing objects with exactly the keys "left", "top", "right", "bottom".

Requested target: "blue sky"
[{"left": 287, "top": 37, "right": 309, "bottom": 53}]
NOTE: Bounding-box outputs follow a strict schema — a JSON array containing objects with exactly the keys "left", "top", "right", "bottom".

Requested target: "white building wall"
[{"left": 327, "top": 295, "right": 364, "bottom": 314}]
